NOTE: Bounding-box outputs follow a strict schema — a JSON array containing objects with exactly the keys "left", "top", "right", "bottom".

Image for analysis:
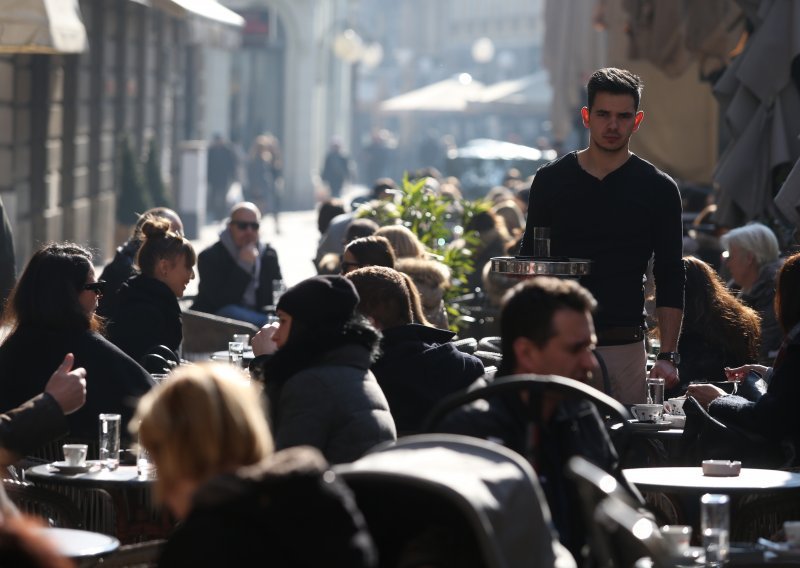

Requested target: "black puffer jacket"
[
  {"left": 371, "top": 324, "right": 484, "bottom": 434},
  {"left": 158, "top": 447, "right": 377, "bottom": 568},
  {"left": 107, "top": 275, "right": 182, "bottom": 363}
]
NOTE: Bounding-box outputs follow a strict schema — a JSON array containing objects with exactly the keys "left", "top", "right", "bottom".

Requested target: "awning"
[
  {"left": 152, "top": 0, "right": 244, "bottom": 49},
  {"left": 380, "top": 76, "right": 486, "bottom": 114},
  {"left": 0, "top": 0, "right": 88, "bottom": 54}
]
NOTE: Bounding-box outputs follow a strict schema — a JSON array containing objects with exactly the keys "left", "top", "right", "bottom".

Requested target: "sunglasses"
[
  {"left": 83, "top": 280, "right": 107, "bottom": 296},
  {"left": 231, "top": 220, "right": 260, "bottom": 231}
]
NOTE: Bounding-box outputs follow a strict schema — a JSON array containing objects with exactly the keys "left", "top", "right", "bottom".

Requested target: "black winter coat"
[
  {"left": 97, "top": 240, "right": 139, "bottom": 319},
  {"left": 0, "top": 327, "right": 153, "bottom": 441},
  {"left": 191, "top": 241, "right": 282, "bottom": 315},
  {"left": 158, "top": 447, "right": 377, "bottom": 568},
  {"left": 107, "top": 275, "right": 183, "bottom": 364},
  {"left": 371, "top": 324, "right": 484, "bottom": 434}
]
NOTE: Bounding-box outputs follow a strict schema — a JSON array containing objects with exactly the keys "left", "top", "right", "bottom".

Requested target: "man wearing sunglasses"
[{"left": 192, "top": 202, "right": 283, "bottom": 326}]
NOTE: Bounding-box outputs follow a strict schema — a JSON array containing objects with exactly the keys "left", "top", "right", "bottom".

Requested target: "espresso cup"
[
  {"left": 665, "top": 397, "right": 686, "bottom": 416},
  {"left": 631, "top": 403, "right": 664, "bottom": 423},
  {"left": 63, "top": 443, "right": 88, "bottom": 466}
]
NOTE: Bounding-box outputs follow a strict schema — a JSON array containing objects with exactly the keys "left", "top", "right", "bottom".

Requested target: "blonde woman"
[
  {"left": 374, "top": 225, "right": 426, "bottom": 259},
  {"left": 134, "top": 363, "right": 375, "bottom": 566}
]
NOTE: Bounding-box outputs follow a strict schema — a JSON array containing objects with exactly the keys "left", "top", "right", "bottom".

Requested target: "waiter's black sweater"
[{"left": 519, "top": 152, "right": 684, "bottom": 329}]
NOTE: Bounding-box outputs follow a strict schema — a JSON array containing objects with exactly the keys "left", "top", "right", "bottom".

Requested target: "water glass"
[
  {"left": 232, "top": 334, "right": 250, "bottom": 349},
  {"left": 137, "top": 433, "right": 156, "bottom": 477},
  {"left": 646, "top": 377, "right": 665, "bottom": 406},
  {"left": 98, "top": 413, "right": 121, "bottom": 470},
  {"left": 228, "top": 341, "right": 244, "bottom": 366},
  {"left": 701, "top": 493, "right": 730, "bottom": 567},
  {"left": 531, "top": 227, "right": 551, "bottom": 258}
]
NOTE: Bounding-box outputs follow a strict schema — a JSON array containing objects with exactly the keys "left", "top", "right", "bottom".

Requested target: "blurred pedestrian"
[
  {"left": 321, "top": 137, "right": 353, "bottom": 198},
  {"left": 207, "top": 134, "right": 238, "bottom": 221}
]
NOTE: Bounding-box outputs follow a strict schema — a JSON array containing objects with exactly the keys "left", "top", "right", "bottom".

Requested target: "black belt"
[{"left": 596, "top": 326, "right": 645, "bottom": 347}]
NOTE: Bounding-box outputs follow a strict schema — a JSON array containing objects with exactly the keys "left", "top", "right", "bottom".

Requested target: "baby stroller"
[{"left": 335, "top": 434, "right": 576, "bottom": 568}]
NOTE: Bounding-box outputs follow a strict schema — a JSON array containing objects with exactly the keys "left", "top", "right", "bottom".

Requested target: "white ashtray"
[{"left": 702, "top": 460, "right": 742, "bottom": 477}]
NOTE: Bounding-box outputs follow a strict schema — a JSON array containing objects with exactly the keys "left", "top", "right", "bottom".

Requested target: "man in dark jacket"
[
  {"left": 437, "top": 277, "right": 626, "bottom": 562},
  {"left": 346, "top": 266, "right": 485, "bottom": 434},
  {"left": 192, "top": 202, "right": 282, "bottom": 326}
]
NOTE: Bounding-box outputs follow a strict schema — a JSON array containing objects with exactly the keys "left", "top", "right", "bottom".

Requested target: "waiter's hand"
[{"left": 649, "top": 360, "right": 680, "bottom": 389}]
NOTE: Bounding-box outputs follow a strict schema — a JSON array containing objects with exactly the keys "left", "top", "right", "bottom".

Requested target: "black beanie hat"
[{"left": 276, "top": 275, "right": 359, "bottom": 326}]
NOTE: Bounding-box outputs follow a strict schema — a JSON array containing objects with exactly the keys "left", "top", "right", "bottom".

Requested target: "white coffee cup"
[
  {"left": 784, "top": 521, "right": 800, "bottom": 545},
  {"left": 632, "top": 403, "right": 664, "bottom": 423},
  {"left": 661, "top": 525, "right": 692, "bottom": 554},
  {"left": 665, "top": 397, "right": 686, "bottom": 416},
  {"left": 63, "top": 443, "right": 88, "bottom": 466}
]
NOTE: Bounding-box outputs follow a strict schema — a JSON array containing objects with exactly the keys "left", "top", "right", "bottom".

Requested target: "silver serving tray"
[{"left": 490, "top": 256, "right": 592, "bottom": 277}]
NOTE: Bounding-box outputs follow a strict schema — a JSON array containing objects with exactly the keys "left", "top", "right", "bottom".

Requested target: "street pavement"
[{"left": 185, "top": 208, "right": 319, "bottom": 298}]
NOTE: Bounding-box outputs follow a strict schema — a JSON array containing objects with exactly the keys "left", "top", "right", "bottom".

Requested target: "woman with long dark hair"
[
  {"left": 107, "top": 217, "right": 196, "bottom": 363},
  {"left": 250, "top": 275, "right": 395, "bottom": 464},
  {"left": 687, "top": 252, "right": 800, "bottom": 465},
  {"left": 672, "top": 256, "right": 761, "bottom": 391},
  {"left": 0, "top": 243, "right": 153, "bottom": 439}
]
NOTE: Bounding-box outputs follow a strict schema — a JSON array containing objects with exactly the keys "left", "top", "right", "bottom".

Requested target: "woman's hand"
[
  {"left": 724, "top": 364, "right": 769, "bottom": 382},
  {"left": 685, "top": 384, "right": 727, "bottom": 410},
  {"left": 252, "top": 323, "right": 279, "bottom": 356}
]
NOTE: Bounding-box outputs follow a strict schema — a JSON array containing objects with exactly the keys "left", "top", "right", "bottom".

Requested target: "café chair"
[
  {"left": 593, "top": 496, "right": 673, "bottom": 568},
  {"left": 148, "top": 345, "right": 180, "bottom": 367},
  {"left": 139, "top": 353, "right": 172, "bottom": 375},
  {"left": 565, "top": 456, "right": 651, "bottom": 566},
  {"left": 473, "top": 350, "right": 502, "bottom": 368},
  {"left": 452, "top": 337, "right": 478, "bottom": 354},
  {"left": 2, "top": 479, "right": 81, "bottom": 529},
  {"left": 422, "top": 373, "right": 634, "bottom": 461},
  {"left": 335, "top": 434, "right": 576, "bottom": 568},
  {"left": 477, "top": 336, "right": 501, "bottom": 354}
]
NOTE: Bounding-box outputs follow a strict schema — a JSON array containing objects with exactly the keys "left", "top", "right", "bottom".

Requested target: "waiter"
[{"left": 519, "top": 67, "right": 684, "bottom": 404}]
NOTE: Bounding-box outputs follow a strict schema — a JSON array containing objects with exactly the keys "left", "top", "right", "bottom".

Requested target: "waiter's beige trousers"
[{"left": 595, "top": 341, "right": 648, "bottom": 405}]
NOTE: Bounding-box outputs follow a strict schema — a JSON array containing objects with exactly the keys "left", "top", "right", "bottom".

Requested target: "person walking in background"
[
  {"left": 519, "top": 67, "right": 685, "bottom": 404},
  {"left": 321, "top": 137, "right": 353, "bottom": 198},
  {"left": 720, "top": 222, "right": 784, "bottom": 364},
  {"left": 207, "top": 134, "right": 238, "bottom": 222},
  {"left": 246, "top": 135, "right": 282, "bottom": 233},
  {"left": 192, "top": 202, "right": 282, "bottom": 327}
]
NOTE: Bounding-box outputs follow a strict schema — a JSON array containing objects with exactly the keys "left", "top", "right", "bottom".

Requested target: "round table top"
[
  {"left": 25, "top": 460, "right": 154, "bottom": 488},
  {"left": 37, "top": 527, "right": 120, "bottom": 559},
  {"left": 211, "top": 350, "right": 255, "bottom": 362},
  {"left": 623, "top": 467, "right": 800, "bottom": 494}
]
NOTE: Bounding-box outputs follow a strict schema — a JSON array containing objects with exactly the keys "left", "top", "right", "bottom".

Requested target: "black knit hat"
[{"left": 276, "top": 275, "right": 359, "bottom": 326}]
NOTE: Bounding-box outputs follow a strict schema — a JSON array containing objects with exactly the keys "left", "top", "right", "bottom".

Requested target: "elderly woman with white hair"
[{"left": 720, "top": 222, "right": 783, "bottom": 363}]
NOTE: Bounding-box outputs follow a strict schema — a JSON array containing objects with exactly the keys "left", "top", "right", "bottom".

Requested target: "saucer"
[
  {"left": 627, "top": 419, "right": 673, "bottom": 431},
  {"left": 663, "top": 414, "right": 686, "bottom": 428},
  {"left": 48, "top": 461, "right": 93, "bottom": 475}
]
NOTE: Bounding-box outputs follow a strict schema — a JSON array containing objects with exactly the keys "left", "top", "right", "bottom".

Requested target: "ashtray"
[{"left": 702, "top": 459, "right": 742, "bottom": 477}]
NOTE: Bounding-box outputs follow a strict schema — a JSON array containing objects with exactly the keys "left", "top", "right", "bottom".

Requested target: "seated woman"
[
  {"left": 250, "top": 275, "right": 396, "bottom": 464},
  {"left": 687, "top": 251, "right": 800, "bottom": 465},
  {"left": 0, "top": 244, "right": 153, "bottom": 440},
  {"left": 340, "top": 236, "right": 396, "bottom": 274},
  {"left": 668, "top": 256, "right": 761, "bottom": 395},
  {"left": 134, "top": 363, "right": 376, "bottom": 567},
  {"left": 107, "top": 217, "right": 196, "bottom": 363}
]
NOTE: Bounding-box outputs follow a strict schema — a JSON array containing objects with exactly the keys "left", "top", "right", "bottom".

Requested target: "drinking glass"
[
  {"left": 701, "top": 493, "right": 729, "bottom": 567},
  {"left": 232, "top": 334, "right": 250, "bottom": 348},
  {"left": 228, "top": 341, "right": 244, "bottom": 366},
  {"left": 137, "top": 432, "right": 156, "bottom": 477},
  {"left": 99, "top": 413, "right": 121, "bottom": 470},
  {"left": 646, "top": 377, "right": 665, "bottom": 406},
  {"left": 531, "top": 227, "right": 551, "bottom": 258}
]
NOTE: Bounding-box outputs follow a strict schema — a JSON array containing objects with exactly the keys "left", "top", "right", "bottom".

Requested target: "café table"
[
  {"left": 25, "top": 460, "right": 173, "bottom": 544},
  {"left": 211, "top": 349, "right": 255, "bottom": 363},
  {"left": 37, "top": 527, "right": 119, "bottom": 567},
  {"left": 624, "top": 467, "right": 800, "bottom": 545}
]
